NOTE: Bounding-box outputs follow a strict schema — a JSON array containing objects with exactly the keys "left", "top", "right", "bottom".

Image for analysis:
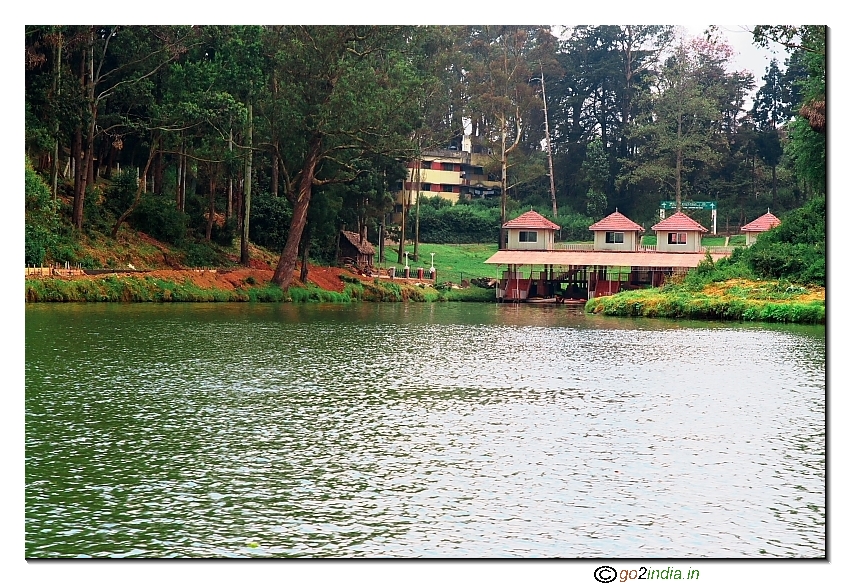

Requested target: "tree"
[
  {"left": 266, "top": 26, "right": 423, "bottom": 290},
  {"left": 621, "top": 37, "right": 730, "bottom": 210},
  {"left": 461, "top": 26, "right": 556, "bottom": 248},
  {"left": 582, "top": 138, "right": 610, "bottom": 218}
]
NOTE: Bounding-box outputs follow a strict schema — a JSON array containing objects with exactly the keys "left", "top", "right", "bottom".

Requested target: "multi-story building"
[{"left": 391, "top": 137, "right": 501, "bottom": 224}]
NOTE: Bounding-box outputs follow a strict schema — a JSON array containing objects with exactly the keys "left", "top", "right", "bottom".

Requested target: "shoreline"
[{"left": 24, "top": 270, "right": 825, "bottom": 325}]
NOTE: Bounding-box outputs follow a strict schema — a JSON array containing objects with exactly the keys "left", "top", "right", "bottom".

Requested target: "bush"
[
  {"left": 129, "top": 195, "right": 187, "bottom": 245},
  {"left": 181, "top": 240, "right": 219, "bottom": 267},
  {"left": 25, "top": 162, "right": 62, "bottom": 265},
  {"left": 249, "top": 194, "right": 293, "bottom": 251},
  {"left": 740, "top": 196, "right": 825, "bottom": 285}
]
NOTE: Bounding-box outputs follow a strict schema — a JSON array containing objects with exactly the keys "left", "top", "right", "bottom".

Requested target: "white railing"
[
  {"left": 555, "top": 243, "right": 594, "bottom": 251},
  {"left": 638, "top": 245, "right": 657, "bottom": 252},
  {"left": 702, "top": 246, "right": 736, "bottom": 254}
]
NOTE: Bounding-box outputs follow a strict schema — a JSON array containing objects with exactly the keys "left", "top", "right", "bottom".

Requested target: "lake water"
[{"left": 25, "top": 302, "right": 825, "bottom": 558}]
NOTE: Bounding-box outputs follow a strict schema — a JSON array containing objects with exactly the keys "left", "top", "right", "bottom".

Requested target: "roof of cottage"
[
  {"left": 652, "top": 211, "right": 708, "bottom": 233},
  {"left": 741, "top": 211, "right": 782, "bottom": 233},
  {"left": 589, "top": 210, "right": 644, "bottom": 232},
  {"left": 340, "top": 230, "right": 375, "bottom": 255},
  {"left": 502, "top": 210, "right": 560, "bottom": 230}
]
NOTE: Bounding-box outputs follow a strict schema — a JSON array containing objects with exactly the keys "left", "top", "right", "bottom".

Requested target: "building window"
[
  {"left": 519, "top": 231, "right": 538, "bottom": 243},
  {"left": 667, "top": 232, "right": 687, "bottom": 245},
  {"left": 421, "top": 161, "right": 431, "bottom": 169},
  {"left": 442, "top": 163, "right": 454, "bottom": 172},
  {"left": 605, "top": 232, "right": 624, "bottom": 244},
  {"left": 421, "top": 183, "right": 431, "bottom": 191}
]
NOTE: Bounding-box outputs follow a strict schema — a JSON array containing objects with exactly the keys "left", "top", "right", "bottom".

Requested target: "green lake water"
[{"left": 25, "top": 302, "right": 825, "bottom": 557}]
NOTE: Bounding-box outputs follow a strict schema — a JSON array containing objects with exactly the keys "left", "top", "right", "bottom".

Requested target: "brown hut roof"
[{"left": 340, "top": 231, "right": 375, "bottom": 255}]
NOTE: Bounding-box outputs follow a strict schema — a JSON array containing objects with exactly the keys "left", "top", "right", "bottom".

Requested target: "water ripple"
[{"left": 25, "top": 303, "right": 825, "bottom": 557}]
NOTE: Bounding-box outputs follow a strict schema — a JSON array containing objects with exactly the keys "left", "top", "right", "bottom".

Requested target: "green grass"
[
  {"left": 374, "top": 243, "right": 500, "bottom": 282},
  {"left": 586, "top": 281, "right": 825, "bottom": 324}
]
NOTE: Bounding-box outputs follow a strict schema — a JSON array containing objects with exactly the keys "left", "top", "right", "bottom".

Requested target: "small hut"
[
  {"left": 338, "top": 230, "right": 375, "bottom": 268},
  {"left": 502, "top": 210, "right": 560, "bottom": 250},
  {"left": 652, "top": 211, "right": 708, "bottom": 253},
  {"left": 741, "top": 210, "right": 781, "bottom": 246},
  {"left": 589, "top": 210, "right": 644, "bottom": 251}
]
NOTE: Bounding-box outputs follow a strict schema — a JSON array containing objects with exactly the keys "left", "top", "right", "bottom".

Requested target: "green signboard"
[{"left": 660, "top": 200, "right": 716, "bottom": 210}]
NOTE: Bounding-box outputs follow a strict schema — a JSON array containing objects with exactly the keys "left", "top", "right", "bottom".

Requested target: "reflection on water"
[{"left": 25, "top": 303, "right": 825, "bottom": 557}]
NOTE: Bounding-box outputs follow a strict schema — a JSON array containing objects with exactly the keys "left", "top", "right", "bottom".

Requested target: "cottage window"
[
  {"left": 605, "top": 231, "right": 624, "bottom": 244},
  {"left": 667, "top": 232, "right": 687, "bottom": 245},
  {"left": 519, "top": 231, "right": 538, "bottom": 243}
]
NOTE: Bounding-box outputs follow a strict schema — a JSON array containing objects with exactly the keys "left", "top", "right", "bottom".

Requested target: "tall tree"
[
  {"left": 462, "top": 26, "right": 556, "bottom": 247},
  {"left": 267, "top": 26, "right": 422, "bottom": 290},
  {"left": 620, "top": 37, "right": 731, "bottom": 210}
]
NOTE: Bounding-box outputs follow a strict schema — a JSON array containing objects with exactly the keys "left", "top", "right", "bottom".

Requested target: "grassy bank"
[
  {"left": 375, "top": 243, "right": 500, "bottom": 282},
  {"left": 586, "top": 277, "right": 825, "bottom": 324},
  {"left": 25, "top": 273, "right": 495, "bottom": 304}
]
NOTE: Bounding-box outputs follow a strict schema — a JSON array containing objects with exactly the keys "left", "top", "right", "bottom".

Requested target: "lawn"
[{"left": 374, "top": 242, "right": 500, "bottom": 282}]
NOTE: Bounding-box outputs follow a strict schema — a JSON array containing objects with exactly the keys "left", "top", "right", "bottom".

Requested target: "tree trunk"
[
  {"left": 240, "top": 99, "right": 253, "bottom": 266},
  {"left": 413, "top": 157, "right": 421, "bottom": 262},
  {"left": 112, "top": 148, "right": 157, "bottom": 237},
  {"left": 206, "top": 177, "right": 216, "bottom": 241},
  {"left": 397, "top": 180, "right": 408, "bottom": 264},
  {"left": 675, "top": 110, "right": 682, "bottom": 211},
  {"left": 772, "top": 165, "right": 777, "bottom": 203},
  {"left": 271, "top": 147, "right": 279, "bottom": 197},
  {"left": 227, "top": 127, "right": 233, "bottom": 220},
  {"left": 272, "top": 135, "right": 322, "bottom": 290},
  {"left": 72, "top": 126, "right": 83, "bottom": 223},
  {"left": 154, "top": 137, "right": 164, "bottom": 195},
  {"left": 299, "top": 223, "right": 311, "bottom": 284},
  {"left": 540, "top": 70, "right": 557, "bottom": 217},
  {"left": 51, "top": 32, "right": 62, "bottom": 200}
]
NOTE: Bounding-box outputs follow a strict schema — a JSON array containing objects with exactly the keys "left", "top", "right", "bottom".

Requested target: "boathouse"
[
  {"left": 741, "top": 210, "right": 781, "bottom": 245},
  {"left": 485, "top": 209, "right": 731, "bottom": 302}
]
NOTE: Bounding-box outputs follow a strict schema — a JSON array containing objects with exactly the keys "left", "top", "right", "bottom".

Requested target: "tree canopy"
[{"left": 25, "top": 25, "right": 826, "bottom": 285}]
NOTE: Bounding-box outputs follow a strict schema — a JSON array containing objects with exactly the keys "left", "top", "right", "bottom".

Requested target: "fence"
[{"left": 554, "top": 243, "right": 594, "bottom": 251}]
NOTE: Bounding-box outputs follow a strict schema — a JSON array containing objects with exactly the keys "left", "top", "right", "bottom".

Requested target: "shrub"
[
  {"left": 129, "top": 195, "right": 187, "bottom": 245},
  {"left": 181, "top": 241, "right": 219, "bottom": 267}
]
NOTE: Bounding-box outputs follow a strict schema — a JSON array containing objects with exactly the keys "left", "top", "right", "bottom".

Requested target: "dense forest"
[{"left": 24, "top": 25, "right": 825, "bottom": 290}]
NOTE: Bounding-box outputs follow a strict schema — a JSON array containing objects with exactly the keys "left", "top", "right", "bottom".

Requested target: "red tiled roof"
[
  {"left": 741, "top": 211, "right": 781, "bottom": 232},
  {"left": 589, "top": 211, "right": 644, "bottom": 232},
  {"left": 502, "top": 210, "right": 560, "bottom": 230},
  {"left": 652, "top": 211, "right": 708, "bottom": 233}
]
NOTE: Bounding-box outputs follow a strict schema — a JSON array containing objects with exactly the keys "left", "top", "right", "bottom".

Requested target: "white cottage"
[
  {"left": 502, "top": 210, "right": 560, "bottom": 250},
  {"left": 651, "top": 211, "right": 708, "bottom": 253},
  {"left": 589, "top": 210, "right": 644, "bottom": 251},
  {"left": 741, "top": 211, "right": 781, "bottom": 245}
]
